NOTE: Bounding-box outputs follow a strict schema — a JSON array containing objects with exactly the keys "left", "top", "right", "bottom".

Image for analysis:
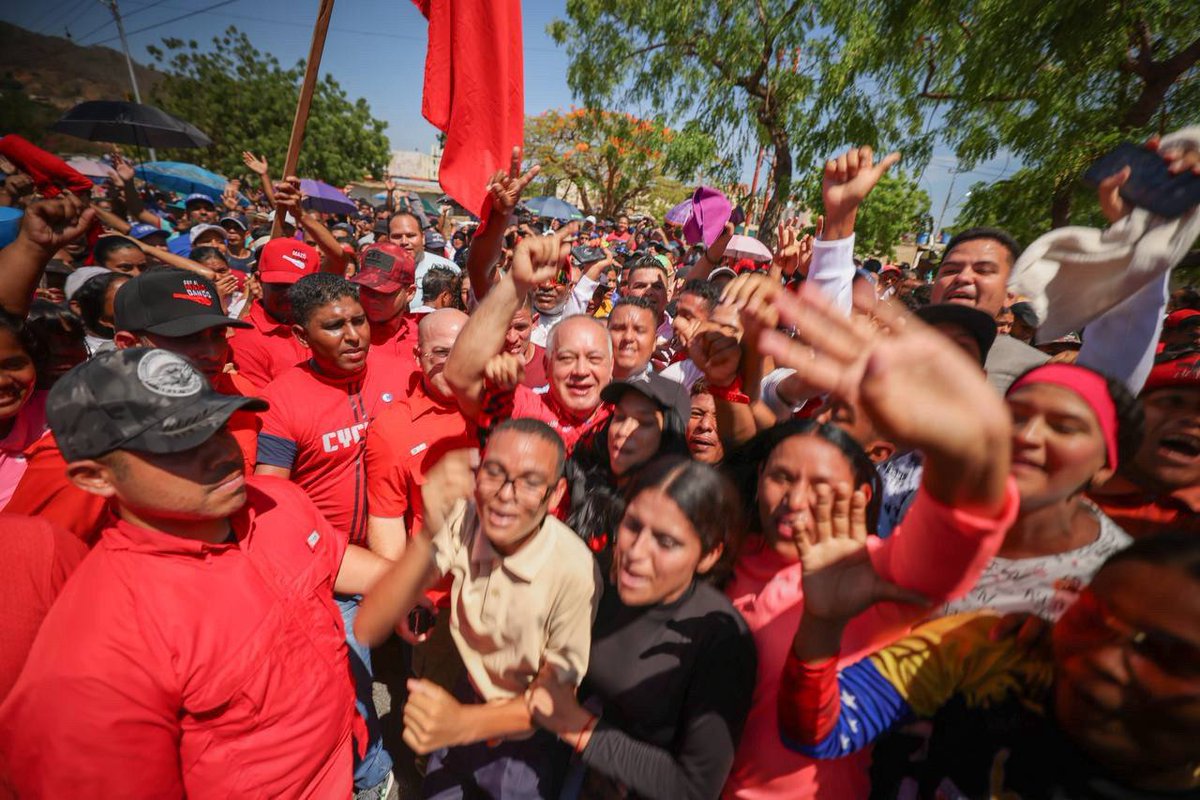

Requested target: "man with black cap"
[{"left": 0, "top": 348, "right": 392, "bottom": 797}]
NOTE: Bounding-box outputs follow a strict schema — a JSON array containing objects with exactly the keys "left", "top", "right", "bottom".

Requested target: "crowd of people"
[{"left": 0, "top": 124, "right": 1197, "bottom": 800}]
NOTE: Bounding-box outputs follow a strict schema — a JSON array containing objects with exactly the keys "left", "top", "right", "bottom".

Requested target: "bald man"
[{"left": 365, "top": 309, "right": 476, "bottom": 558}]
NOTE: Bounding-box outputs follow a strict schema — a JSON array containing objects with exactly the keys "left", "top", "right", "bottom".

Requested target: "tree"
[
  {"left": 796, "top": 168, "right": 931, "bottom": 257},
  {"left": 524, "top": 108, "right": 716, "bottom": 218},
  {"left": 842, "top": 0, "right": 1200, "bottom": 228},
  {"left": 955, "top": 168, "right": 1108, "bottom": 249},
  {"left": 146, "top": 28, "right": 390, "bottom": 186},
  {"left": 549, "top": 2, "right": 927, "bottom": 246}
]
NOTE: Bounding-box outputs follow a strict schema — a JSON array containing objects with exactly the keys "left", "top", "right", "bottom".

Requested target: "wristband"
[
  {"left": 574, "top": 712, "right": 599, "bottom": 755},
  {"left": 707, "top": 376, "right": 751, "bottom": 405}
]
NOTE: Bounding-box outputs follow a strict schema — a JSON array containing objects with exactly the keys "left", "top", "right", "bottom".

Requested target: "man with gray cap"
[{"left": 0, "top": 348, "right": 393, "bottom": 797}]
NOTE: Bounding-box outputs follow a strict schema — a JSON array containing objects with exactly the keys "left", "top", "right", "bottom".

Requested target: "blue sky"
[{"left": 5, "top": 0, "right": 1012, "bottom": 225}]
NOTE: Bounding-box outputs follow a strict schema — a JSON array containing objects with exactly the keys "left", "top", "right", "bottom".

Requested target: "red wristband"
[{"left": 707, "top": 377, "right": 750, "bottom": 405}]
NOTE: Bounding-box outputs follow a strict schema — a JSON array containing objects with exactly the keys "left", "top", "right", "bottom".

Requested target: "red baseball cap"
[
  {"left": 1165, "top": 308, "right": 1200, "bottom": 329},
  {"left": 1143, "top": 351, "right": 1200, "bottom": 393},
  {"left": 352, "top": 242, "right": 415, "bottom": 294},
  {"left": 258, "top": 239, "right": 321, "bottom": 285}
]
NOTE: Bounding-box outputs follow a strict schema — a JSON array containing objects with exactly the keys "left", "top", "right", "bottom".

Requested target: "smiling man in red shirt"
[
  {"left": 254, "top": 272, "right": 413, "bottom": 797},
  {"left": 0, "top": 348, "right": 391, "bottom": 797},
  {"left": 228, "top": 238, "right": 321, "bottom": 388}
]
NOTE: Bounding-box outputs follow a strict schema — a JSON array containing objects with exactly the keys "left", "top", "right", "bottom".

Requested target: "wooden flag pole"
[{"left": 271, "top": 0, "right": 335, "bottom": 239}]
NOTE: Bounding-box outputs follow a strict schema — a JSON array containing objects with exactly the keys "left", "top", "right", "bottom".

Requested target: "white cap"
[
  {"left": 189, "top": 223, "right": 228, "bottom": 244},
  {"left": 267, "top": 209, "right": 298, "bottom": 225},
  {"left": 585, "top": 215, "right": 597, "bottom": 223},
  {"left": 64, "top": 266, "right": 111, "bottom": 301},
  {"left": 709, "top": 266, "right": 738, "bottom": 281}
]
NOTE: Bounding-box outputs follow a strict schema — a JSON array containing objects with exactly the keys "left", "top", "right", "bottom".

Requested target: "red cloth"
[
  {"left": 520, "top": 343, "right": 548, "bottom": 389},
  {"left": 257, "top": 353, "right": 412, "bottom": 545},
  {"left": 227, "top": 303, "right": 309, "bottom": 389},
  {"left": 0, "top": 135, "right": 93, "bottom": 198},
  {"left": 368, "top": 313, "right": 421, "bottom": 373},
  {"left": 0, "top": 477, "right": 359, "bottom": 798},
  {"left": 412, "top": 0, "right": 524, "bottom": 220},
  {"left": 481, "top": 384, "right": 611, "bottom": 453},
  {"left": 0, "top": 514, "right": 87, "bottom": 703}
]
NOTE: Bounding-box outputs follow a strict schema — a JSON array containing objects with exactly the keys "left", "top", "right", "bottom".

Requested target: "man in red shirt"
[
  {"left": 6, "top": 270, "right": 262, "bottom": 544},
  {"left": 604, "top": 213, "right": 632, "bottom": 246},
  {"left": 507, "top": 300, "right": 548, "bottom": 389},
  {"left": 352, "top": 241, "right": 420, "bottom": 367},
  {"left": 228, "top": 238, "right": 320, "bottom": 388},
  {"left": 365, "top": 308, "right": 474, "bottom": 559},
  {"left": 254, "top": 272, "right": 412, "bottom": 795},
  {"left": 1092, "top": 349, "right": 1200, "bottom": 536},
  {"left": 0, "top": 348, "right": 391, "bottom": 797},
  {"left": 446, "top": 224, "right": 613, "bottom": 453}
]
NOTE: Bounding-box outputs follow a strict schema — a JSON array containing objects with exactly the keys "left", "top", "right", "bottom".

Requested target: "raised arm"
[
  {"left": 273, "top": 176, "right": 348, "bottom": 275},
  {"left": 0, "top": 195, "right": 95, "bottom": 316},
  {"left": 446, "top": 223, "right": 575, "bottom": 418},
  {"left": 242, "top": 151, "right": 274, "bottom": 205},
  {"left": 682, "top": 222, "right": 733, "bottom": 282},
  {"left": 468, "top": 148, "right": 540, "bottom": 302},
  {"left": 121, "top": 234, "right": 216, "bottom": 281}
]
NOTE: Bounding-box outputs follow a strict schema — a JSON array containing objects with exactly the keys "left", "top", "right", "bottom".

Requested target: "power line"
[
  {"left": 55, "top": 0, "right": 98, "bottom": 38},
  {"left": 74, "top": 15, "right": 116, "bottom": 44},
  {"left": 91, "top": 0, "right": 240, "bottom": 45},
  {"left": 27, "top": 0, "right": 78, "bottom": 35}
]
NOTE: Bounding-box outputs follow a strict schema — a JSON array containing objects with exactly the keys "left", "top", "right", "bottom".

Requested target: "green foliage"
[
  {"left": 146, "top": 28, "right": 390, "bottom": 186},
  {"left": 840, "top": 0, "right": 1200, "bottom": 226},
  {"left": 955, "top": 169, "right": 1108, "bottom": 250},
  {"left": 525, "top": 108, "right": 717, "bottom": 217},
  {"left": 549, "top": 1, "right": 930, "bottom": 245},
  {"left": 795, "top": 168, "right": 931, "bottom": 257}
]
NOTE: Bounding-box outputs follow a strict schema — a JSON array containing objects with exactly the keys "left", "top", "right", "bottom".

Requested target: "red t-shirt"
[
  {"left": 5, "top": 372, "right": 263, "bottom": 546},
  {"left": 0, "top": 477, "right": 360, "bottom": 798},
  {"left": 521, "top": 344, "right": 549, "bottom": 389},
  {"left": 228, "top": 303, "right": 308, "bottom": 389},
  {"left": 481, "top": 384, "right": 611, "bottom": 453},
  {"left": 365, "top": 371, "right": 477, "bottom": 536},
  {"left": 369, "top": 313, "right": 421, "bottom": 374},
  {"left": 1091, "top": 484, "right": 1200, "bottom": 538},
  {"left": 0, "top": 514, "right": 87, "bottom": 702},
  {"left": 257, "top": 353, "right": 411, "bottom": 545}
]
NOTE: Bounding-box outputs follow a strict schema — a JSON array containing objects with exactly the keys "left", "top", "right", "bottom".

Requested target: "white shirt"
[{"left": 408, "top": 251, "right": 461, "bottom": 311}]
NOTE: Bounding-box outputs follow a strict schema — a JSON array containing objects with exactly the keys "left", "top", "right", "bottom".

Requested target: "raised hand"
[
  {"left": 821, "top": 146, "right": 900, "bottom": 240},
  {"left": 721, "top": 271, "right": 782, "bottom": 336},
  {"left": 797, "top": 482, "right": 927, "bottom": 622},
  {"left": 241, "top": 151, "right": 269, "bottom": 176},
  {"left": 19, "top": 195, "right": 96, "bottom": 253},
  {"left": 272, "top": 176, "right": 304, "bottom": 217},
  {"left": 486, "top": 147, "right": 541, "bottom": 219},
  {"left": 1098, "top": 136, "right": 1200, "bottom": 223},
  {"left": 483, "top": 351, "right": 525, "bottom": 392},
  {"left": 111, "top": 151, "right": 135, "bottom": 184},
  {"left": 689, "top": 320, "right": 742, "bottom": 387},
  {"left": 420, "top": 448, "right": 479, "bottom": 537},
  {"left": 509, "top": 221, "right": 576, "bottom": 294}
]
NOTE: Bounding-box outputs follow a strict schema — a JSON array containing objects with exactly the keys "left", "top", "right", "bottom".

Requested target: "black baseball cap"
[
  {"left": 571, "top": 245, "right": 605, "bottom": 265},
  {"left": 47, "top": 348, "right": 268, "bottom": 462},
  {"left": 915, "top": 303, "right": 998, "bottom": 365},
  {"left": 600, "top": 372, "right": 690, "bottom": 423},
  {"left": 114, "top": 270, "right": 251, "bottom": 337}
]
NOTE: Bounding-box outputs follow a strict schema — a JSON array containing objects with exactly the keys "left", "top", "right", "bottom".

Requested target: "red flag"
[{"left": 412, "top": 0, "right": 524, "bottom": 220}]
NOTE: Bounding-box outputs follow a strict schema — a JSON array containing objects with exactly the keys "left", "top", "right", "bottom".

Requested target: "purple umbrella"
[
  {"left": 300, "top": 179, "right": 356, "bottom": 215},
  {"left": 665, "top": 198, "right": 693, "bottom": 225}
]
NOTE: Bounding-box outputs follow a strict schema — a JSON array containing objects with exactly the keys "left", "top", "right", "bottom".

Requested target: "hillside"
[{"left": 0, "top": 20, "right": 164, "bottom": 151}]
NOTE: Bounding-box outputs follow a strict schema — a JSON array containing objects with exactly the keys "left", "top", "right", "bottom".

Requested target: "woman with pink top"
[
  {"left": 0, "top": 308, "right": 47, "bottom": 510},
  {"left": 721, "top": 285, "right": 1020, "bottom": 799}
]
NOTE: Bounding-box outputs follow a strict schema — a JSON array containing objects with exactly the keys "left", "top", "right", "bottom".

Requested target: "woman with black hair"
[
  {"left": 24, "top": 300, "right": 87, "bottom": 389},
  {"left": 0, "top": 308, "right": 47, "bottom": 507},
  {"left": 69, "top": 271, "right": 129, "bottom": 356},
  {"left": 528, "top": 456, "right": 757, "bottom": 800}
]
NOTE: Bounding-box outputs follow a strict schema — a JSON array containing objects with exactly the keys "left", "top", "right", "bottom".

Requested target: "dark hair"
[
  {"left": 723, "top": 419, "right": 883, "bottom": 535},
  {"left": 422, "top": 265, "right": 459, "bottom": 301},
  {"left": 611, "top": 294, "right": 657, "bottom": 316},
  {"left": 287, "top": 273, "right": 360, "bottom": 327},
  {"left": 1007, "top": 364, "right": 1144, "bottom": 470},
  {"left": 625, "top": 253, "right": 669, "bottom": 281},
  {"left": 72, "top": 272, "right": 128, "bottom": 337},
  {"left": 0, "top": 307, "right": 40, "bottom": 365},
  {"left": 1099, "top": 532, "right": 1200, "bottom": 581},
  {"left": 25, "top": 300, "right": 83, "bottom": 376},
  {"left": 92, "top": 236, "right": 140, "bottom": 268},
  {"left": 679, "top": 278, "right": 720, "bottom": 311},
  {"left": 624, "top": 455, "right": 744, "bottom": 584},
  {"left": 940, "top": 227, "right": 1022, "bottom": 269},
  {"left": 190, "top": 245, "right": 228, "bottom": 265},
  {"left": 490, "top": 418, "right": 566, "bottom": 480}
]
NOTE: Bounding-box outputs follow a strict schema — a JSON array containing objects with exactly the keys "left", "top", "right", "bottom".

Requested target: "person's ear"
[
  {"left": 696, "top": 543, "right": 724, "bottom": 575},
  {"left": 69, "top": 300, "right": 82, "bottom": 317},
  {"left": 865, "top": 439, "right": 896, "bottom": 464},
  {"left": 1089, "top": 464, "right": 1116, "bottom": 491},
  {"left": 112, "top": 330, "right": 140, "bottom": 350},
  {"left": 292, "top": 323, "right": 309, "bottom": 347},
  {"left": 66, "top": 459, "right": 119, "bottom": 498},
  {"left": 859, "top": 482, "right": 874, "bottom": 505},
  {"left": 547, "top": 475, "right": 568, "bottom": 511}
]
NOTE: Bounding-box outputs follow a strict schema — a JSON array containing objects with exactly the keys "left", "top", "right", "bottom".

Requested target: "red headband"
[{"left": 1008, "top": 364, "right": 1119, "bottom": 469}]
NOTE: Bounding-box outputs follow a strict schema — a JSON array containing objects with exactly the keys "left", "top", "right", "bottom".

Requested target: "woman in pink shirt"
[
  {"left": 721, "top": 286, "right": 1020, "bottom": 799},
  {"left": 0, "top": 308, "right": 47, "bottom": 509}
]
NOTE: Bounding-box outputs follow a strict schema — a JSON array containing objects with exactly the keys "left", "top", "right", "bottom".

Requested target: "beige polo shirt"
[{"left": 431, "top": 499, "right": 602, "bottom": 701}]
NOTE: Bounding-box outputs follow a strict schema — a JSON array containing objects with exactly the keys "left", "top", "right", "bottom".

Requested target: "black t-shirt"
[{"left": 578, "top": 580, "right": 757, "bottom": 800}]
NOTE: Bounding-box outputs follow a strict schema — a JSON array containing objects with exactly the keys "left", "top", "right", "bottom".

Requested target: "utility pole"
[
  {"left": 103, "top": 0, "right": 156, "bottom": 160},
  {"left": 934, "top": 168, "right": 959, "bottom": 243}
]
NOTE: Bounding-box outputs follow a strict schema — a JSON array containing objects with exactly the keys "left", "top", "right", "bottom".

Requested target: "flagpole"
[{"left": 271, "top": 0, "right": 335, "bottom": 238}]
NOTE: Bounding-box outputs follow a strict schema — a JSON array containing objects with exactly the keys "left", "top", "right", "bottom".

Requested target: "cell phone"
[
  {"left": 1082, "top": 142, "right": 1200, "bottom": 219},
  {"left": 407, "top": 605, "right": 437, "bottom": 638},
  {"left": 729, "top": 206, "right": 746, "bottom": 226}
]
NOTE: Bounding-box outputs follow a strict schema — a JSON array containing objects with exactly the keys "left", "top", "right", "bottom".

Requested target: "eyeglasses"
[
  {"left": 476, "top": 461, "right": 551, "bottom": 502},
  {"left": 421, "top": 347, "right": 452, "bottom": 363},
  {"left": 1067, "top": 589, "right": 1200, "bottom": 680}
]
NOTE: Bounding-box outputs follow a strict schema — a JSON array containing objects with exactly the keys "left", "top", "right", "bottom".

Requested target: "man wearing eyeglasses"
[{"left": 355, "top": 419, "right": 602, "bottom": 798}]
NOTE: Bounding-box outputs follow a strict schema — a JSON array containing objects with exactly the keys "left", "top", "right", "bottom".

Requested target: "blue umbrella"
[
  {"left": 136, "top": 161, "right": 228, "bottom": 200},
  {"left": 524, "top": 196, "right": 582, "bottom": 220}
]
